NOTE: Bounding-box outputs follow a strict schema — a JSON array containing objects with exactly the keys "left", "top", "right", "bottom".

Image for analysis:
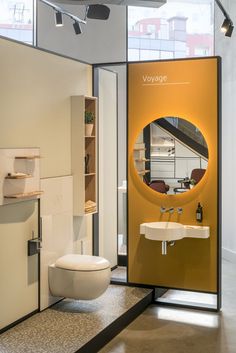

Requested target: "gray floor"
[
  {"left": 100, "top": 259, "right": 236, "bottom": 353},
  {"left": 111, "top": 266, "right": 127, "bottom": 282},
  {"left": 0, "top": 285, "right": 152, "bottom": 353},
  {"left": 156, "top": 288, "right": 217, "bottom": 309}
]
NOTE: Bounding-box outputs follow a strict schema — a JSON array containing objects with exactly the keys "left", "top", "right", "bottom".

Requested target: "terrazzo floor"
[{"left": 0, "top": 285, "right": 152, "bottom": 353}]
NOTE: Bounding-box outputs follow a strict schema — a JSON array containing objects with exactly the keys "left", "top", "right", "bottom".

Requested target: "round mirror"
[{"left": 133, "top": 117, "right": 208, "bottom": 195}]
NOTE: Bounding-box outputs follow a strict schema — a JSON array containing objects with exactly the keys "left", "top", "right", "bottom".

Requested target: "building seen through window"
[
  {"left": 0, "top": 0, "right": 33, "bottom": 44},
  {"left": 128, "top": 0, "right": 214, "bottom": 61}
]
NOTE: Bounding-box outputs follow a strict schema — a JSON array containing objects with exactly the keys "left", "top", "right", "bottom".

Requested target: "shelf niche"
[
  {"left": 0, "top": 147, "right": 41, "bottom": 205},
  {"left": 71, "top": 95, "right": 97, "bottom": 216}
]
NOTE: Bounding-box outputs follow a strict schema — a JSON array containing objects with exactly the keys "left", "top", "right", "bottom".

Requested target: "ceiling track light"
[
  {"left": 221, "top": 18, "right": 234, "bottom": 37},
  {"left": 215, "top": 0, "right": 234, "bottom": 37},
  {"left": 55, "top": 11, "right": 63, "bottom": 27},
  {"left": 40, "top": 0, "right": 86, "bottom": 34},
  {"left": 73, "top": 21, "right": 82, "bottom": 35}
]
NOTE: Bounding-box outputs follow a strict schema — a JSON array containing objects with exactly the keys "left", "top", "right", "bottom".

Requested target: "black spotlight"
[
  {"left": 87, "top": 5, "right": 110, "bottom": 20},
  {"left": 55, "top": 11, "right": 63, "bottom": 27},
  {"left": 73, "top": 21, "right": 82, "bottom": 35},
  {"left": 221, "top": 18, "right": 234, "bottom": 37}
]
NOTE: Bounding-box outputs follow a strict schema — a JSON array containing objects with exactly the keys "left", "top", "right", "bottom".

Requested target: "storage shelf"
[
  {"left": 138, "top": 170, "right": 150, "bottom": 175},
  {"left": 151, "top": 144, "right": 174, "bottom": 148},
  {"left": 85, "top": 209, "right": 97, "bottom": 215},
  {"left": 71, "top": 95, "right": 97, "bottom": 216},
  {"left": 15, "top": 156, "right": 40, "bottom": 160},
  {"left": 133, "top": 148, "right": 146, "bottom": 151},
  {"left": 5, "top": 174, "right": 32, "bottom": 179},
  {"left": 135, "top": 158, "right": 150, "bottom": 162},
  {"left": 4, "top": 191, "right": 43, "bottom": 199},
  {"left": 85, "top": 200, "right": 97, "bottom": 214},
  {"left": 0, "top": 148, "right": 41, "bottom": 206},
  {"left": 85, "top": 173, "right": 96, "bottom": 176}
]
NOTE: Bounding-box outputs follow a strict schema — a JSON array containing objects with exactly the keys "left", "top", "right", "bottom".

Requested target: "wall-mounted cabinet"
[
  {"left": 0, "top": 148, "right": 42, "bottom": 205},
  {"left": 71, "top": 96, "right": 97, "bottom": 216}
]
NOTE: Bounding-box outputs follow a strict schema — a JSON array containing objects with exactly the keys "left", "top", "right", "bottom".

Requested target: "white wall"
[
  {"left": 0, "top": 200, "right": 38, "bottom": 330},
  {"left": 0, "top": 38, "right": 92, "bottom": 178},
  {"left": 102, "top": 65, "right": 127, "bottom": 236},
  {"left": 97, "top": 68, "right": 118, "bottom": 267},
  {"left": 114, "top": 65, "right": 127, "bottom": 187},
  {"left": 40, "top": 176, "right": 93, "bottom": 311},
  {"left": 37, "top": 3, "right": 127, "bottom": 64},
  {"left": 215, "top": 0, "right": 236, "bottom": 262},
  {"left": 0, "top": 37, "right": 92, "bottom": 329}
]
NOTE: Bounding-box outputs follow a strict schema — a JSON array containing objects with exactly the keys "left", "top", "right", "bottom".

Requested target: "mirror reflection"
[{"left": 133, "top": 117, "right": 208, "bottom": 195}]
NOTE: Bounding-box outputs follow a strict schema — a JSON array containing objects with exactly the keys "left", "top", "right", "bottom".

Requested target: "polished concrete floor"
[{"left": 100, "top": 259, "right": 236, "bottom": 353}]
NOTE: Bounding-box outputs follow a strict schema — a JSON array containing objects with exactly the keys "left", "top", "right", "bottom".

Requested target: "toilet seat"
[{"left": 55, "top": 254, "right": 110, "bottom": 272}]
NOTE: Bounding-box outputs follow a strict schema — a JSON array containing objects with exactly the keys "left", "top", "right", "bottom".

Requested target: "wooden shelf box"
[
  {"left": 0, "top": 148, "right": 41, "bottom": 205},
  {"left": 71, "top": 96, "right": 98, "bottom": 216}
]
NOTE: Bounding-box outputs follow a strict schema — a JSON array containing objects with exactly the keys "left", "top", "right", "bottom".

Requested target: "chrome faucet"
[
  {"left": 177, "top": 207, "right": 183, "bottom": 214},
  {"left": 160, "top": 206, "right": 174, "bottom": 214}
]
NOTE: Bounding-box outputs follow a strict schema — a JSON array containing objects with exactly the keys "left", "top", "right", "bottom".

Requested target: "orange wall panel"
[{"left": 128, "top": 58, "right": 220, "bottom": 292}]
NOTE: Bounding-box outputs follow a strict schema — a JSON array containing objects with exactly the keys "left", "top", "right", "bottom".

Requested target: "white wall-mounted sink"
[
  {"left": 140, "top": 222, "right": 185, "bottom": 241},
  {"left": 140, "top": 222, "right": 210, "bottom": 241}
]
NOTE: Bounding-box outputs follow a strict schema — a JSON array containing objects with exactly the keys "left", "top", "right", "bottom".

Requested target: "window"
[
  {"left": 0, "top": 0, "right": 34, "bottom": 44},
  {"left": 128, "top": 0, "right": 214, "bottom": 61}
]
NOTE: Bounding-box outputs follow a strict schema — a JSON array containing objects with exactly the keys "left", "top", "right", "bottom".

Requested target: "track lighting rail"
[{"left": 39, "top": 0, "right": 86, "bottom": 24}]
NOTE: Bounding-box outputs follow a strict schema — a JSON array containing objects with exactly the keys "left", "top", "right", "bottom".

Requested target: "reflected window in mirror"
[{"left": 133, "top": 117, "right": 208, "bottom": 195}]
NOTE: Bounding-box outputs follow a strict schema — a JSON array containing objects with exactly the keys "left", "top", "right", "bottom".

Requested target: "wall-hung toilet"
[{"left": 49, "top": 254, "right": 111, "bottom": 300}]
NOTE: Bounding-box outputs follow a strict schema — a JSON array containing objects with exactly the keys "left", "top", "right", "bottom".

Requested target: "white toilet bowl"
[{"left": 49, "top": 254, "right": 111, "bottom": 300}]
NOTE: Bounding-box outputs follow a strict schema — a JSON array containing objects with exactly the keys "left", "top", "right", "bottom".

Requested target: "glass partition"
[
  {"left": 128, "top": 0, "right": 214, "bottom": 61},
  {"left": 0, "top": 0, "right": 34, "bottom": 44}
]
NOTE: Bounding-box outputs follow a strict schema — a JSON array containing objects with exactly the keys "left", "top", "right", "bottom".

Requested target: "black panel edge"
[
  {"left": 111, "top": 265, "right": 118, "bottom": 271},
  {"left": 217, "top": 56, "right": 222, "bottom": 311},
  {"left": 0, "top": 309, "right": 39, "bottom": 335},
  {"left": 118, "top": 255, "right": 127, "bottom": 267},
  {"left": 92, "top": 56, "right": 222, "bottom": 68},
  {"left": 38, "top": 199, "right": 41, "bottom": 311},
  {"left": 92, "top": 67, "right": 99, "bottom": 256},
  {"left": 116, "top": 69, "right": 119, "bottom": 267},
  {"left": 93, "top": 57, "right": 221, "bottom": 311},
  {"left": 0, "top": 34, "right": 91, "bottom": 66},
  {"left": 126, "top": 62, "right": 129, "bottom": 284},
  {"left": 75, "top": 291, "right": 152, "bottom": 353},
  {"left": 112, "top": 281, "right": 217, "bottom": 295}
]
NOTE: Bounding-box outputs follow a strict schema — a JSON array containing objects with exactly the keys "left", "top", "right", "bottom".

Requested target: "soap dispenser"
[{"left": 196, "top": 202, "right": 203, "bottom": 222}]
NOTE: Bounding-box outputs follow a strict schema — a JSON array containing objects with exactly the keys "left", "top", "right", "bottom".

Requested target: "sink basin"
[
  {"left": 140, "top": 222, "right": 210, "bottom": 241},
  {"left": 140, "top": 222, "right": 185, "bottom": 241}
]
